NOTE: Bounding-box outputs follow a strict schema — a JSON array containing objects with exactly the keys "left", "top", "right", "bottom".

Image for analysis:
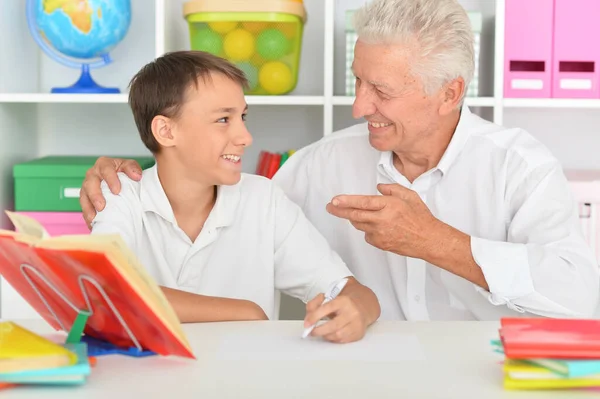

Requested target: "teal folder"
[{"left": 0, "top": 343, "right": 91, "bottom": 385}]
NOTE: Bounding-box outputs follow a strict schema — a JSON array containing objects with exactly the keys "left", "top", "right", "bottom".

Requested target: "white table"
[{"left": 3, "top": 320, "right": 598, "bottom": 398}]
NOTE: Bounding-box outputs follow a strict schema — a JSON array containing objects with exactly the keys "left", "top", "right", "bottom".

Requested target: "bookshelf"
[{"left": 1, "top": 0, "right": 600, "bottom": 319}]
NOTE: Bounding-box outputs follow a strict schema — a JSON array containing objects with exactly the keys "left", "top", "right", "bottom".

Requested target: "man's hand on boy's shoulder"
[
  {"left": 303, "top": 278, "right": 381, "bottom": 344},
  {"left": 80, "top": 156, "right": 143, "bottom": 229}
]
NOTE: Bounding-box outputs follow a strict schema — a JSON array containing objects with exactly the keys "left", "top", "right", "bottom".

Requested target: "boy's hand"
[
  {"left": 304, "top": 294, "right": 368, "bottom": 343},
  {"left": 303, "top": 278, "right": 380, "bottom": 343}
]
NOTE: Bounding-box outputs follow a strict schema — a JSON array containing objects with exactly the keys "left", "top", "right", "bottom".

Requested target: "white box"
[{"left": 566, "top": 170, "right": 600, "bottom": 264}]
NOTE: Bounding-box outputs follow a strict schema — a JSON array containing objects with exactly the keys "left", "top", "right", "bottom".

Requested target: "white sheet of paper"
[{"left": 215, "top": 330, "right": 426, "bottom": 362}]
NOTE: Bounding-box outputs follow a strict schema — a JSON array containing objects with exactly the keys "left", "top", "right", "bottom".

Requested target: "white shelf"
[
  {"left": 465, "top": 97, "right": 496, "bottom": 107},
  {"left": 503, "top": 98, "right": 600, "bottom": 109},
  {"left": 0, "top": 93, "right": 129, "bottom": 103},
  {"left": 13, "top": 95, "right": 600, "bottom": 109},
  {"left": 247, "top": 96, "right": 325, "bottom": 106},
  {"left": 331, "top": 96, "right": 354, "bottom": 106},
  {"left": 332, "top": 96, "right": 496, "bottom": 107},
  {"left": 0, "top": 93, "right": 325, "bottom": 106}
]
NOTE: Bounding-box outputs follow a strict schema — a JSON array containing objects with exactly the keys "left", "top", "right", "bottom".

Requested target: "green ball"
[
  {"left": 191, "top": 27, "right": 223, "bottom": 55},
  {"left": 256, "top": 28, "right": 290, "bottom": 60},
  {"left": 236, "top": 62, "right": 259, "bottom": 91}
]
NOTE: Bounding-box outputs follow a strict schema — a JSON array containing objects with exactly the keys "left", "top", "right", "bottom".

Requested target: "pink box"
[
  {"left": 553, "top": 0, "right": 600, "bottom": 99},
  {"left": 504, "top": 0, "right": 554, "bottom": 98},
  {"left": 17, "top": 212, "right": 89, "bottom": 237}
]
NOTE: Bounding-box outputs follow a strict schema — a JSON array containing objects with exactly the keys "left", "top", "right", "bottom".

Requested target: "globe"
[{"left": 26, "top": 0, "right": 132, "bottom": 93}]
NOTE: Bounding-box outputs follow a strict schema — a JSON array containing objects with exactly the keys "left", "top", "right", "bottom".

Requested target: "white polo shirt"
[
  {"left": 273, "top": 106, "right": 600, "bottom": 321},
  {"left": 90, "top": 165, "right": 353, "bottom": 320}
]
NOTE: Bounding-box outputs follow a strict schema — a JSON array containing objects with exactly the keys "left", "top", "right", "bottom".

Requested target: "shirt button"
[{"left": 414, "top": 295, "right": 420, "bottom": 302}]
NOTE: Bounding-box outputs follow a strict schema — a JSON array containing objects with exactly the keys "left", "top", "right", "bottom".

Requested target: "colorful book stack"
[
  {"left": 493, "top": 318, "right": 600, "bottom": 390},
  {"left": 0, "top": 321, "right": 92, "bottom": 387},
  {"left": 256, "top": 149, "right": 295, "bottom": 179}
]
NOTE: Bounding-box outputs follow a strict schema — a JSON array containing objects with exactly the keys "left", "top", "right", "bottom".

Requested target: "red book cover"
[
  {"left": 255, "top": 150, "right": 267, "bottom": 175},
  {"left": 499, "top": 317, "right": 600, "bottom": 359},
  {"left": 266, "top": 153, "right": 282, "bottom": 179},
  {"left": 0, "top": 213, "right": 194, "bottom": 359},
  {"left": 258, "top": 151, "right": 272, "bottom": 177}
]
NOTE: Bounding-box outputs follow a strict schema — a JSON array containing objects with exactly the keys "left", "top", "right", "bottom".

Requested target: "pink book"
[{"left": 500, "top": 318, "right": 600, "bottom": 359}]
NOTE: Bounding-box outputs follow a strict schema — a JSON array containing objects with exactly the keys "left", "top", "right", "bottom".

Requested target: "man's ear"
[
  {"left": 151, "top": 115, "right": 176, "bottom": 148},
  {"left": 439, "top": 77, "right": 465, "bottom": 116}
]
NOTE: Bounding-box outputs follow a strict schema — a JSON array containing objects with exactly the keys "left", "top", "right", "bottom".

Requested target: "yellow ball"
[
  {"left": 242, "top": 21, "right": 268, "bottom": 34},
  {"left": 223, "top": 29, "right": 255, "bottom": 61},
  {"left": 208, "top": 21, "right": 238, "bottom": 34},
  {"left": 259, "top": 61, "right": 294, "bottom": 95}
]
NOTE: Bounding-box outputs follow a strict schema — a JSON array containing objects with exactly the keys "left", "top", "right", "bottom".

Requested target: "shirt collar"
[
  {"left": 377, "top": 105, "right": 475, "bottom": 177},
  {"left": 140, "top": 164, "right": 239, "bottom": 229},
  {"left": 436, "top": 105, "right": 475, "bottom": 174}
]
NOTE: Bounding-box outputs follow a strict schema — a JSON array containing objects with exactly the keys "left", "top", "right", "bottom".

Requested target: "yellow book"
[
  {"left": 0, "top": 211, "right": 193, "bottom": 359},
  {"left": 504, "top": 359, "right": 600, "bottom": 390},
  {"left": 0, "top": 322, "right": 77, "bottom": 373}
]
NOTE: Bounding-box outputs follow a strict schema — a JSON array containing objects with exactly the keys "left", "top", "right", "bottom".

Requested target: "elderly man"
[{"left": 79, "top": 0, "right": 599, "bottom": 320}]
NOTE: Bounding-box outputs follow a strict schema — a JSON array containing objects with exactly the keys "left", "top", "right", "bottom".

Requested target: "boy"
[{"left": 90, "top": 51, "right": 380, "bottom": 343}]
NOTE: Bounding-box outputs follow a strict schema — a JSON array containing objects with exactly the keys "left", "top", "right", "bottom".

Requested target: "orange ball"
[
  {"left": 242, "top": 21, "right": 268, "bottom": 34},
  {"left": 278, "top": 22, "right": 298, "bottom": 39}
]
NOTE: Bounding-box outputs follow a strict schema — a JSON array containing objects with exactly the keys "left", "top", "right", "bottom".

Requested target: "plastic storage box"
[
  {"left": 16, "top": 212, "right": 90, "bottom": 236},
  {"left": 13, "top": 156, "right": 155, "bottom": 212},
  {"left": 467, "top": 12, "right": 482, "bottom": 98},
  {"left": 184, "top": 0, "right": 307, "bottom": 95},
  {"left": 345, "top": 10, "right": 357, "bottom": 97},
  {"left": 553, "top": 0, "right": 600, "bottom": 99},
  {"left": 504, "top": 0, "right": 554, "bottom": 98}
]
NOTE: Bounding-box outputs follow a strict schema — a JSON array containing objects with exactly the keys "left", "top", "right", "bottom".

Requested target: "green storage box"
[{"left": 13, "top": 156, "right": 156, "bottom": 212}]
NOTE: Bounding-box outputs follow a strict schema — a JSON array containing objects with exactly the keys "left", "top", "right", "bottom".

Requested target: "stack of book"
[
  {"left": 255, "top": 149, "right": 295, "bottom": 179},
  {"left": 493, "top": 318, "right": 600, "bottom": 390},
  {"left": 0, "top": 321, "right": 91, "bottom": 387}
]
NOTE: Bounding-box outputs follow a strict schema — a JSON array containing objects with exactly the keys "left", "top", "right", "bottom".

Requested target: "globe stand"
[{"left": 51, "top": 64, "right": 120, "bottom": 94}]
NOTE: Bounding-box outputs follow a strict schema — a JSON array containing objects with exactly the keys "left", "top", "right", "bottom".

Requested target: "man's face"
[
  {"left": 168, "top": 73, "right": 252, "bottom": 186},
  {"left": 352, "top": 39, "right": 443, "bottom": 153}
]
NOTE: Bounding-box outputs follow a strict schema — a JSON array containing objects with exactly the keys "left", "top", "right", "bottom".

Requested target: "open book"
[{"left": 0, "top": 211, "right": 194, "bottom": 359}]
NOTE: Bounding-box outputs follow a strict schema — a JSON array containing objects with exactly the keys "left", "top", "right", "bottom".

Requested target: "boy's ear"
[{"left": 151, "top": 115, "right": 176, "bottom": 148}]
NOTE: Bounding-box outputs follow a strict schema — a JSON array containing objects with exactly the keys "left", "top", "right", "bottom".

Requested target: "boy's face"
[{"left": 158, "top": 72, "right": 252, "bottom": 186}]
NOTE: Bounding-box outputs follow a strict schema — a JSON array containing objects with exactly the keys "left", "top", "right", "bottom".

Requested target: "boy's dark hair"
[{"left": 128, "top": 50, "right": 248, "bottom": 153}]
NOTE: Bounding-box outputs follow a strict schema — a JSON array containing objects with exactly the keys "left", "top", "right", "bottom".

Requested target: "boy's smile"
[{"left": 220, "top": 153, "right": 243, "bottom": 170}]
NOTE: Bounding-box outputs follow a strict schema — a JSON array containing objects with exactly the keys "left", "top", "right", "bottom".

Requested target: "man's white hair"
[{"left": 353, "top": 0, "right": 475, "bottom": 102}]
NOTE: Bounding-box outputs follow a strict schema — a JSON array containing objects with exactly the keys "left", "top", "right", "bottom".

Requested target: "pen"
[{"left": 302, "top": 277, "right": 349, "bottom": 339}]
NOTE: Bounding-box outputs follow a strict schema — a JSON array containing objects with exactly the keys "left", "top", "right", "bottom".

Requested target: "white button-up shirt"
[
  {"left": 90, "top": 165, "right": 353, "bottom": 320},
  {"left": 273, "top": 106, "right": 600, "bottom": 321}
]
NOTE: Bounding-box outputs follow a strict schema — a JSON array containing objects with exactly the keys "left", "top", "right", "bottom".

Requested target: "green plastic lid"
[{"left": 13, "top": 156, "right": 156, "bottom": 178}]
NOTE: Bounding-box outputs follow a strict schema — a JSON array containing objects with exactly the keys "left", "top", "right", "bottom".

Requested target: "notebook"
[
  {"left": 504, "top": 359, "right": 600, "bottom": 389},
  {"left": 499, "top": 318, "right": 600, "bottom": 359},
  {"left": 526, "top": 358, "right": 600, "bottom": 379},
  {"left": 0, "top": 343, "right": 90, "bottom": 385},
  {"left": 0, "top": 321, "right": 77, "bottom": 373}
]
